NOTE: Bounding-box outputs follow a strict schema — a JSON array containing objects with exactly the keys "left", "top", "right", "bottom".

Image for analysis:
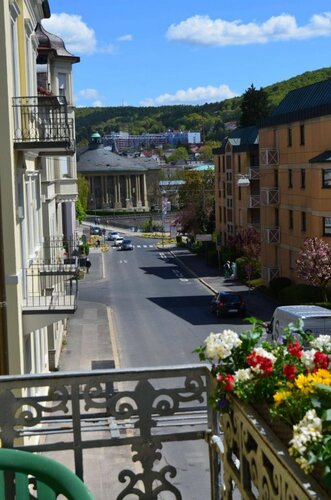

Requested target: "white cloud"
[
  {"left": 92, "top": 100, "right": 103, "bottom": 107},
  {"left": 78, "top": 88, "right": 101, "bottom": 100},
  {"left": 140, "top": 84, "right": 238, "bottom": 106},
  {"left": 43, "top": 13, "right": 97, "bottom": 54},
  {"left": 166, "top": 12, "right": 331, "bottom": 46},
  {"left": 43, "top": 13, "right": 116, "bottom": 55},
  {"left": 76, "top": 89, "right": 104, "bottom": 107},
  {"left": 117, "top": 34, "right": 133, "bottom": 42}
]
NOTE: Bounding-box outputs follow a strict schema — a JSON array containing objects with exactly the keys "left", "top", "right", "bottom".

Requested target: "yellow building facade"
[
  {"left": 214, "top": 79, "right": 331, "bottom": 285},
  {"left": 0, "top": 1, "right": 79, "bottom": 375}
]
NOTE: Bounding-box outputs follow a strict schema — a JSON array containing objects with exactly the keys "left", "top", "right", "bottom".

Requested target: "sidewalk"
[{"left": 166, "top": 245, "right": 278, "bottom": 322}]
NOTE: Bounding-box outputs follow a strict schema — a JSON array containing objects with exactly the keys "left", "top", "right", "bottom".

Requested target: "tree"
[
  {"left": 167, "top": 147, "right": 188, "bottom": 163},
  {"left": 296, "top": 237, "right": 331, "bottom": 302},
  {"left": 77, "top": 174, "right": 89, "bottom": 211},
  {"left": 240, "top": 84, "right": 270, "bottom": 127},
  {"left": 176, "top": 169, "right": 215, "bottom": 235},
  {"left": 229, "top": 227, "right": 261, "bottom": 259}
]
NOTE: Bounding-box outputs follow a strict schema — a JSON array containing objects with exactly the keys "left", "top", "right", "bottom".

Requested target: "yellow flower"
[
  {"left": 273, "top": 390, "right": 292, "bottom": 406},
  {"left": 295, "top": 369, "right": 331, "bottom": 395}
]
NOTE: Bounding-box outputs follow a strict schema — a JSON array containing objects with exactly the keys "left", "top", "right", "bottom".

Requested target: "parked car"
[
  {"left": 113, "top": 236, "right": 124, "bottom": 247},
  {"left": 90, "top": 226, "right": 102, "bottom": 236},
  {"left": 107, "top": 231, "right": 119, "bottom": 241},
  {"left": 119, "top": 239, "right": 133, "bottom": 251},
  {"left": 210, "top": 291, "right": 246, "bottom": 318}
]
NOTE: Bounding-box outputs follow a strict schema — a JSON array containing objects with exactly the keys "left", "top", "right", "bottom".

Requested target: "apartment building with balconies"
[
  {"left": 0, "top": 1, "right": 79, "bottom": 375},
  {"left": 213, "top": 125, "right": 260, "bottom": 247},
  {"left": 258, "top": 78, "right": 331, "bottom": 284}
]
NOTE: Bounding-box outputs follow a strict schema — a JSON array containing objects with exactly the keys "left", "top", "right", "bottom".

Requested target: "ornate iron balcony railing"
[
  {"left": 0, "top": 365, "right": 220, "bottom": 499},
  {"left": 12, "top": 96, "right": 75, "bottom": 155}
]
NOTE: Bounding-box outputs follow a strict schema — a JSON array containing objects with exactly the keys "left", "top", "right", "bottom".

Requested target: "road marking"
[{"left": 107, "top": 307, "right": 122, "bottom": 367}]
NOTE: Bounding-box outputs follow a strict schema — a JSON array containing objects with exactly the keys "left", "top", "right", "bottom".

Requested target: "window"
[
  {"left": 287, "top": 128, "right": 292, "bottom": 147},
  {"left": 322, "top": 169, "right": 331, "bottom": 188},
  {"left": 288, "top": 169, "right": 293, "bottom": 188},
  {"left": 323, "top": 217, "right": 331, "bottom": 235},
  {"left": 238, "top": 155, "right": 241, "bottom": 173},
  {"left": 219, "top": 207, "right": 222, "bottom": 222},
  {"left": 300, "top": 125, "right": 305, "bottom": 145},
  {"left": 222, "top": 156, "right": 225, "bottom": 173},
  {"left": 217, "top": 157, "right": 221, "bottom": 174},
  {"left": 301, "top": 169, "right": 305, "bottom": 189},
  {"left": 301, "top": 212, "right": 306, "bottom": 232},
  {"left": 58, "top": 73, "right": 67, "bottom": 97},
  {"left": 238, "top": 187, "right": 241, "bottom": 201},
  {"left": 289, "top": 210, "right": 293, "bottom": 230}
]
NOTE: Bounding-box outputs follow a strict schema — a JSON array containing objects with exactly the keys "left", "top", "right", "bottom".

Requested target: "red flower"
[
  {"left": 283, "top": 364, "right": 297, "bottom": 380},
  {"left": 287, "top": 341, "right": 303, "bottom": 358},
  {"left": 217, "top": 373, "right": 235, "bottom": 391},
  {"left": 246, "top": 352, "right": 273, "bottom": 376},
  {"left": 314, "top": 351, "right": 329, "bottom": 370}
]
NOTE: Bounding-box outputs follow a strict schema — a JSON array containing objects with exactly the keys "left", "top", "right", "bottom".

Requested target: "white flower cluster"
[
  {"left": 205, "top": 330, "right": 242, "bottom": 360},
  {"left": 301, "top": 348, "right": 317, "bottom": 370},
  {"left": 289, "top": 409, "right": 323, "bottom": 474},
  {"left": 234, "top": 368, "right": 253, "bottom": 383},
  {"left": 311, "top": 334, "right": 331, "bottom": 352}
]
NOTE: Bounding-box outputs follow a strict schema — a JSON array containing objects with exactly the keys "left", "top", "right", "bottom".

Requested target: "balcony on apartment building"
[
  {"left": 260, "top": 187, "right": 279, "bottom": 206},
  {"left": 262, "top": 265, "right": 280, "bottom": 283},
  {"left": 248, "top": 194, "right": 260, "bottom": 208},
  {"left": 259, "top": 148, "right": 279, "bottom": 166},
  {"left": 0, "top": 365, "right": 326, "bottom": 499},
  {"left": 263, "top": 226, "right": 280, "bottom": 245},
  {"left": 22, "top": 258, "right": 78, "bottom": 334},
  {"left": 12, "top": 95, "right": 75, "bottom": 156},
  {"left": 248, "top": 166, "right": 260, "bottom": 180}
]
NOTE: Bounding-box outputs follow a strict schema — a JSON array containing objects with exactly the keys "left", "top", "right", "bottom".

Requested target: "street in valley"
[{"left": 61, "top": 227, "right": 277, "bottom": 499}]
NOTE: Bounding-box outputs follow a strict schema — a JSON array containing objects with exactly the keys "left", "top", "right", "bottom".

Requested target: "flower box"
[
  {"left": 221, "top": 395, "right": 330, "bottom": 499},
  {"left": 194, "top": 320, "right": 331, "bottom": 494}
]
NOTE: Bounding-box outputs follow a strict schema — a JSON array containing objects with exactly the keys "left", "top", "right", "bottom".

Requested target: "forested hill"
[{"left": 75, "top": 67, "right": 331, "bottom": 145}]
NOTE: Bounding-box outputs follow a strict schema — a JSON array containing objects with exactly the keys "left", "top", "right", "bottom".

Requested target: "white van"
[{"left": 267, "top": 305, "right": 331, "bottom": 340}]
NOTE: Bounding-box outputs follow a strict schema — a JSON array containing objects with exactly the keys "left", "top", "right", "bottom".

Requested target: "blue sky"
[{"left": 45, "top": 1, "right": 331, "bottom": 108}]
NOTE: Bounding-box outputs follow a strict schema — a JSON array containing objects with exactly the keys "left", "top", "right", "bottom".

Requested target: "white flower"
[
  {"left": 311, "top": 335, "right": 331, "bottom": 352},
  {"left": 204, "top": 330, "right": 241, "bottom": 360},
  {"left": 234, "top": 368, "right": 253, "bottom": 383},
  {"left": 301, "top": 349, "right": 317, "bottom": 370}
]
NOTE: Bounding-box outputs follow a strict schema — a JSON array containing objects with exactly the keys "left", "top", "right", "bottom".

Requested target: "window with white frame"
[{"left": 322, "top": 169, "right": 331, "bottom": 188}]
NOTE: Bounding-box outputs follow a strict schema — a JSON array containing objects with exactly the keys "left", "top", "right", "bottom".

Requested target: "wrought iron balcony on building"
[
  {"left": 22, "top": 259, "right": 78, "bottom": 313},
  {"left": 12, "top": 95, "right": 75, "bottom": 156}
]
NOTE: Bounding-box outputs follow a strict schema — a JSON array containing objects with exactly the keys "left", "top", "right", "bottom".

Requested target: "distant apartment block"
[
  {"left": 214, "top": 78, "right": 331, "bottom": 285},
  {"left": 104, "top": 130, "right": 201, "bottom": 151}
]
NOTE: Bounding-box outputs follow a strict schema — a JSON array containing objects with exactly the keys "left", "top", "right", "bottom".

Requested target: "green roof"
[{"left": 259, "top": 78, "right": 331, "bottom": 127}]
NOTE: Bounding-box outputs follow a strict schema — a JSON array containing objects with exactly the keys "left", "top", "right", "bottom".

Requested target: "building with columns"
[{"left": 77, "top": 134, "right": 161, "bottom": 212}]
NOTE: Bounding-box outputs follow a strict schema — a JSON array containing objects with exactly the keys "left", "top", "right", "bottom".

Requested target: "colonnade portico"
[{"left": 88, "top": 172, "right": 148, "bottom": 210}]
